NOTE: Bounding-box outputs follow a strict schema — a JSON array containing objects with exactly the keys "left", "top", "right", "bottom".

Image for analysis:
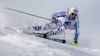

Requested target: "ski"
[
  {"left": 35, "top": 33, "right": 66, "bottom": 43},
  {"left": 5, "top": 27, "right": 66, "bottom": 43}
]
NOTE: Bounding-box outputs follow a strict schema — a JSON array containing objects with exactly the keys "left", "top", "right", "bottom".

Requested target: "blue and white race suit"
[{"left": 30, "top": 11, "right": 79, "bottom": 39}]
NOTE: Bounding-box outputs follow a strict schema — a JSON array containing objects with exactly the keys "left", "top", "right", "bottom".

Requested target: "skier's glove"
[
  {"left": 72, "top": 38, "right": 78, "bottom": 46},
  {"left": 51, "top": 17, "right": 57, "bottom": 24}
]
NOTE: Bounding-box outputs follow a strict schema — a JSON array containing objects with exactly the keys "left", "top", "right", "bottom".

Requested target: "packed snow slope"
[
  {"left": 0, "top": 0, "right": 100, "bottom": 56},
  {"left": 0, "top": 29, "right": 100, "bottom": 56}
]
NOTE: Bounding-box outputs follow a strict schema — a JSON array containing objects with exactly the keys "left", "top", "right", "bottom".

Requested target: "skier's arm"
[
  {"left": 28, "top": 22, "right": 58, "bottom": 31},
  {"left": 52, "top": 11, "right": 67, "bottom": 18},
  {"left": 74, "top": 22, "right": 79, "bottom": 39}
]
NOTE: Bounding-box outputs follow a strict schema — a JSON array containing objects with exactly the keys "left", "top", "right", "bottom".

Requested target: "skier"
[{"left": 28, "top": 7, "right": 79, "bottom": 46}]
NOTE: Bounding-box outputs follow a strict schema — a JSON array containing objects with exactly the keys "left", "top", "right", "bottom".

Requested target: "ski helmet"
[{"left": 69, "top": 7, "right": 78, "bottom": 15}]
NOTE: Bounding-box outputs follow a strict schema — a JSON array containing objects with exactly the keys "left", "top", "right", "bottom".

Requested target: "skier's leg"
[
  {"left": 28, "top": 25, "right": 45, "bottom": 31},
  {"left": 45, "top": 26, "right": 66, "bottom": 36},
  {"left": 28, "top": 22, "right": 57, "bottom": 31},
  {"left": 35, "top": 26, "right": 66, "bottom": 37},
  {"left": 35, "top": 26, "right": 66, "bottom": 43}
]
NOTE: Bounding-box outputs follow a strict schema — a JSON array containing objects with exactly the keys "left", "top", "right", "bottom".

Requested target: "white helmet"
[{"left": 69, "top": 7, "right": 78, "bottom": 15}]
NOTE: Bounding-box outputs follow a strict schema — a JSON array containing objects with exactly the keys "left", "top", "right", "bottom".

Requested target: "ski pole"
[{"left": 5, "top": 7, "right": 51, "bottom": 21}]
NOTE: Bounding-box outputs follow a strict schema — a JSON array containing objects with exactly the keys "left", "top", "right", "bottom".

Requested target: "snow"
[
  {"left": 0, "top": 31, "right": 100, "bottom": 56},
  {"left": 0, "top": 0, "right": 100, "bottom": 56}
]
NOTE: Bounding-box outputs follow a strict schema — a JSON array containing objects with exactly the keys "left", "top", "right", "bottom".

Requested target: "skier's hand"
[
  {"left": 51, "top": 17, "right": 57, "bottom": 24},
  {"left": 72, "top": 38, "right": 78, "bottom": 46}
]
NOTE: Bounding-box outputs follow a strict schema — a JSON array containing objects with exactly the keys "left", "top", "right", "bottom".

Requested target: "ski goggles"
[{"left": 71, "top": 13, "right": 77, "bottom": 16}]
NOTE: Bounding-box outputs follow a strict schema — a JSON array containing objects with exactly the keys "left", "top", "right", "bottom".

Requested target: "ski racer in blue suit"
[{"left": 28, "top": 7, "right": 79, "bottom": 46}]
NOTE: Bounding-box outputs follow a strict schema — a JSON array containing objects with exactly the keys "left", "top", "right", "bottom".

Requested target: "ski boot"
[{"left": 72, "top": 38, "right": 78, "bottom": 46}]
